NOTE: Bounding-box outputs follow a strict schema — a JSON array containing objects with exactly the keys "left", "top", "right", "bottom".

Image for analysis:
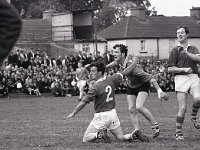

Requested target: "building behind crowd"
[
  {"left": 15, "top": 5, "right": 200, "bottom": 59},
  {"left": 98, "top": 7, "right": 200, "bottom": 59}
]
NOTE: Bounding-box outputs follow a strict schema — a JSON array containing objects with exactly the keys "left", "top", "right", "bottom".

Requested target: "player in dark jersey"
[
  {"left": 67, "top": 62, "right": 149, "bottom": 143},
  {"left": 106, "top": 45, "right": 169, "bottom": 139},
  {"left": 168, "top": 25, "right": 200, "bottom": 140}
]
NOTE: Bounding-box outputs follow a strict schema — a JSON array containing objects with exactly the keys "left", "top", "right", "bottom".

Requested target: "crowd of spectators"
[{"left": 0, "top": 48, "right": 175, "bottom": 98}]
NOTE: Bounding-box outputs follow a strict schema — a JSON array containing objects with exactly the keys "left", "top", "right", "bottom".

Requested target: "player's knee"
[
  {"left": 136, "top": 105, "right": 143, "bottom": 112},
  {"left": 115, "top": 135, "right": 124, "bottom": 141},
  {"left": 128, "top": 107, "right": 137, "bottom": 114},
  {"left": 83, "top": 138, "right": 90, "bottom": 143},
  {"left": 83, "top": 135, "right": 92, "bottom": 143},
  {"left": 179, "top": 107, "right": 187, "bottom": 114},
  {"left": 83, "top": 133, "right": 96, "bottom": 143}
]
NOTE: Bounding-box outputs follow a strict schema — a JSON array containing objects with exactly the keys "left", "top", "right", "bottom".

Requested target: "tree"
[
  {"left": 26, "top": 3, "right": 43, "bottom": 18},
  {"left": 95, "top": 0, "right": 154, "bottom": 31},
  {"left": 11, "top": 0, "right": 155, "bottom": 31}
]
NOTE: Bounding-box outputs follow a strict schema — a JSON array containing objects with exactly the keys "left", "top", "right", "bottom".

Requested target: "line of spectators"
[{"left": 0, "top": 48, "right": 175, "bottom": 98}]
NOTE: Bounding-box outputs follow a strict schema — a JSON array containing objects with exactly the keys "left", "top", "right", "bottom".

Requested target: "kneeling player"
[{"left": 67, "top": 62, "right": 149, "bottom": 143}]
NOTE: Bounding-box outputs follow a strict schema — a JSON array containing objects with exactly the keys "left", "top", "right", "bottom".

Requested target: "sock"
[
  {"left": 123, "top": 133, "right": 132, "bottom": 140},
  {"left": 191, "top": 101, "right": 200, "bottom": 119},
  {"left": 151, "top": 122, "right": 159, "bottom": 128},
  {"left": 176, "top": 116, "right": 184, "bottom": 133}
]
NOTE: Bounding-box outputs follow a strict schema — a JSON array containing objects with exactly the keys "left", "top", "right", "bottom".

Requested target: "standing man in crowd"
[
  {"left": 168, "top": 25, "right": 200, "bottom": 140},
  {"left": 106, "top": 44, "right": 169, "bottom": 139},
  {"left": 68, "top": 62, "right": 149, "bottom": 143},
  {"left": 0, "top": 0, "right": 22, "bottom": 64}
]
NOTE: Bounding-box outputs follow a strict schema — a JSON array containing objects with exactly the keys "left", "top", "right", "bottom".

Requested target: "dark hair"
[
  {"left": 90, "top": 62, "right": 105, "bottom": 75},
  {"left": 177, "top": 25, "right": 189, "bottom": 34},
  {"left": 113, "top": 44, "right": 128, "bottom": 57}
]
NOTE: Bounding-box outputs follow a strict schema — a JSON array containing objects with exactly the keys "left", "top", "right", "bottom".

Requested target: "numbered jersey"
[{"left": 83, "top": 73, "right": 123, "bottom": 113}]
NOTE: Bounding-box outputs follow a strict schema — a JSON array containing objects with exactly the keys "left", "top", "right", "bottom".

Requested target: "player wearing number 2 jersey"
[{"left": 67, "top": 62, "right": 149, "bottom": 143}]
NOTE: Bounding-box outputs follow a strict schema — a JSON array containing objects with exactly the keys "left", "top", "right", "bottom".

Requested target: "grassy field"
[{"left": 0, "top": 92, "right": 200, "bottom": 150}]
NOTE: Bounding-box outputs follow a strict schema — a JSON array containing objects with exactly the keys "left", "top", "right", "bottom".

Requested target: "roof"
[{"left": 98, "top": 16, "right": 200, "bottom": 40}]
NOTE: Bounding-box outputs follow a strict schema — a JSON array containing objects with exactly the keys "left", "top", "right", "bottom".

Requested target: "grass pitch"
[{"left": 0, "top": 92, "right": 200, "bottom": 150}]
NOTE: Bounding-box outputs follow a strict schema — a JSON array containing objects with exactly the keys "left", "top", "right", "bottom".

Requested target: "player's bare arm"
[
  {"left": 67, "top": 101, "right": 87, "bottom": 118},
  {"left": 168, "top": 66, "right": 193, "bottom": 74},
  {"left": 185, "top": 51, "right": 200, "bottom": 62},
  {"left": 150, "top": 78, "right": 169, "bottom": 101},
  {"left": 106, "top": 61, "right": 119, "bottom": 70}
]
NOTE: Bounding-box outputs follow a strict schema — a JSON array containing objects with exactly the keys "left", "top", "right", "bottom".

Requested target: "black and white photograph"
[{"left": 0, "top": 0, "right": 200, "bottom": 149}]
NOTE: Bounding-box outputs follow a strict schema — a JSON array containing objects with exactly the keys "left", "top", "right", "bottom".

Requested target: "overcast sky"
[{"left": 150, "top": 0, "right": 200, "bottom": 16}]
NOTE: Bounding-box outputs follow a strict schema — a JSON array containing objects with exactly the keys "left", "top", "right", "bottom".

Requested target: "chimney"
[
  {"left": 43, "top": 9, "right": 54, "bottom": 20},
  {"left": 190, "top": 7, "right": 200, "bottom": 19},
  {"left": 129, "top": 7, "right": 146, "bottom": 21}
]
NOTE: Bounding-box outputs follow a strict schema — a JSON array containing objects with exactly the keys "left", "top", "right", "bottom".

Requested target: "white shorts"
[
  {"left": 77, "top": 80, "right": 87, "bottom": 89},
  {"left": 89, "top": 109, "right": 120, "bottom": 130},
  {"left": 175, "top": 74, "right": 200, "bottom": 93}
]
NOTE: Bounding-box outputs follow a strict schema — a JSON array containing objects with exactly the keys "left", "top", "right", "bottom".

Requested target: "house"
[
  {"left": 98, "top": 7, "right": 200, "bottom": 59},
  {"left": 74, "top": 35, "right": 107, "bottom": 55}
]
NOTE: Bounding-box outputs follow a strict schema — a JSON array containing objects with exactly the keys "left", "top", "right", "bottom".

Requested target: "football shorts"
[
  {"left": 77, "top": 80, "right": 87, "bottom": 89},
  {"left": 175, "top": 74, "right": 200, "bottom": 93},
  {"left": 89, "top": 109, "right": 120, "bottom": 130},
  {"left": 127, "top": 82, "right": 150, "bottom": 96}
]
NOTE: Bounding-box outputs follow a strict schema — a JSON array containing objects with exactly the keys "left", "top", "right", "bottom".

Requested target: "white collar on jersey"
[
  {"left": 177, "top": 43, "right": 191, "bottom": 51},
  {"left": 95, "top": 76, "right": 107, "bottom": 83}
]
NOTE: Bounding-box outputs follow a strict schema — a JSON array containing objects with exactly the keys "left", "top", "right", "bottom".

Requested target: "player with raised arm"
[
  {"left": 106, "top": 44, "right": 169, "bottom": 138},
  {"left": 67, "top": 62, "right": 149, "bottom": 143}
]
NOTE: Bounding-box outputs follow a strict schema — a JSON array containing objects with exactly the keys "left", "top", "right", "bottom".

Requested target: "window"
[
  {"left": 82, "top": 43, "right": 90, "bottom": 53},
  {"left": 140, "top": 40, "right": 147, "bottom": 53}
]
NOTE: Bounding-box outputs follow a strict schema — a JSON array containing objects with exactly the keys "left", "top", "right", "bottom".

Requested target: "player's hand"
[
  {"left": 67, "top": 112, "right": 75, "bottom": 118},
  {"left": 184, "top": 68, "right": 193, "bottom": 73},
  {"left": 159, "top": 92, "right": 169, "bottom": 101}
]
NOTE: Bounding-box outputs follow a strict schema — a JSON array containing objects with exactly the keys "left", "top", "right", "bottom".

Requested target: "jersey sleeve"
[
  {"left": 110, "top": 73, "right": 123, "bottom": 87},
  {"left": 193, "top": 46, "right": 200, "bottom": 55},
  {"left": 168, "top": 47, "right": 178, "bottom": 67},
  {"left": 82, "top": 87, "right": 98, "bottom": 103}
]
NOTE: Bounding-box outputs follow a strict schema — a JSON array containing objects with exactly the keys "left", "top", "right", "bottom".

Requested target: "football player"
[
  {"left": 67, "top": 62, "right": 149, "bottom": 143},
  {"left": 106, "top": 44, "right": 169, "bottom": 138}
]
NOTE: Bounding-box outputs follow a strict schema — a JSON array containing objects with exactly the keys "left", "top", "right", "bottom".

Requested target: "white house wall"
[
  {"left": 126, "top": 39, "right": 158, "bottom": 58},
  {"left": 74, "top": 42, "right": 106, "bottom": 55},
  {"left": 189, "top": 39, "right": 200, "bottom": 50},
  {"left": 89, "top": 38, "right": 200, "bottom": 59},
  {"left": 106, "top": 38, "right": 200, "bottom": 59},
  {"left": 107, "top": 40, "right": 127, "bottom": 51},
  {"left": 158, "top": 39, "right": 173, "bottom": 59}
]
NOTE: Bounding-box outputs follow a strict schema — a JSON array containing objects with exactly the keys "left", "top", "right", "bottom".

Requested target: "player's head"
[
  {"left": 113, "top": 44, "right": 128, "bottom": 61},
  {"left": 176, "top": 25, "right": 189, "bottom": 43},
  {"left": 78, "top": 60, "right": 83, "bottom": 67},
  {"left": 90, "top": 62, "right": 105, "bottom": 80}
]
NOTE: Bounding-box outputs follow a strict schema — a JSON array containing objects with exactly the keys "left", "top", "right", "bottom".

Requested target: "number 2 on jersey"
[{"left": 105, "top": 85, "right": 113, "bottom": 102}]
